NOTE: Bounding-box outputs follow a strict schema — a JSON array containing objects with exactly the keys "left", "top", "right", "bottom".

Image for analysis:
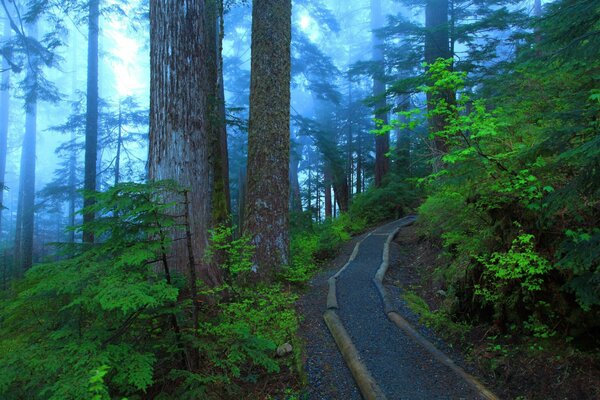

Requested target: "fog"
[{"left": 0, "top": 0, "right": 533, "bottom": 273}]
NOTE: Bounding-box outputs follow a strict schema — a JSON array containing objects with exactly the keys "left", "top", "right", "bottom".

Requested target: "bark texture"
[
  {"left": 149, "top": 0, "right": 224, "bottom": 285},
  {"left": 0, "top": 21, "right": 9, "bottom": 237},
  {"left": 371, "top": 0, "right": 390, "bottom": 187},
  {"left": 16, "top": 22, "right": 38, "bottom": 272},
  {"left": 244, "top": 0, "right": 292, "bottom": 279},
  {"left": 83, "top": 0, "right": 99, "bottom": 243}
]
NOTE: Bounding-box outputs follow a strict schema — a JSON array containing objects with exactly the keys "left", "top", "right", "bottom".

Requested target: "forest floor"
[{"left": 386, "top": 225, "right": 600, "bottom": 400}]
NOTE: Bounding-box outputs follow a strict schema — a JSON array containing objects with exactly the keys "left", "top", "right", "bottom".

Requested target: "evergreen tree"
[
  {"left": 244, "top": 0, "right": 292, "bottom": 279},
  {"left": 83, "top": 0, "right": 99, "bottom": 243},
  {"left": 148, "top": 0, "right": 226, "bottom": 286}
]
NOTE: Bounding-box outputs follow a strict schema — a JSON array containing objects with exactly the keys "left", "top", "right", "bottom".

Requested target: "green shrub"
[{"left": 350, "top": 180, "right": 416, "bottom": 225}]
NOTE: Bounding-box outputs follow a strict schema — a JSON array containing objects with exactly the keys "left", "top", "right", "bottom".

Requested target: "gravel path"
[
  {"left": 298, "top": 234, "right": 364, "bottom": 400},
  {"left": 334, "top": 218, "right": 483, "bottom": 399}
]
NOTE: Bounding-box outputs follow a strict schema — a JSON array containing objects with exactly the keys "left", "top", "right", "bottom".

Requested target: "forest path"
[{"left": 301, "top": 217, "right": 493, "bottom": 399}]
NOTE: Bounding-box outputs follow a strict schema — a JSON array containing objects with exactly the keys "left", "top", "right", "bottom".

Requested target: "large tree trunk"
[
  {"left": 149, "top": 1, "right": 224, "bottom": 286},
  {"left": 209, "top": 0, "right": 230, "bottom": 225},
  {"left": 83, "top": 0, "right": 99, "bottom": 243},
  {"left": 0, "top": 21, "right": 9, "bottom": 238},
  {"left": 244, "top": 0, "right": 292, "bottom": 279},
  {"left": 371, "top": 0, "right": 390, "bottom": 187},
  {"left": 425, "top": 0, "right": 451, "bottom": 171}
]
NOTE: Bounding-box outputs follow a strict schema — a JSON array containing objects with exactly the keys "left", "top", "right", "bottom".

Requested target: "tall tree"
[
  {"left": 209, "top": 0, "right": 230, "bottom": 225},
  {"left": 244, "top": 0, "right": 292, "bottom": 279},
  {"left": 83, "top": 0, "right": 99, "bottom": 243},
  {"left": 425, "top": 0, "right": 451, "bottom": 170},
  {"left": 371, "top": 0, "right": 390, "bottom": 187},
  {"left": 15, "top": 21, "right": 38, "bottom": 272},
  {"left": 0, "top": 20, "right": 9, "bottom": 236},
  {"left": 148, "top": 1, "right": 225, "bottom": 285}
]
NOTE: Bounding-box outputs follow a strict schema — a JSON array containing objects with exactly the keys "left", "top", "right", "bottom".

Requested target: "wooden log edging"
[
  {"left": 324, "top": 228, "right": 387, "bottom": 399},
  {"left": 323, "top": 310, "right": 388, "bottom": 400},
  {"left": 373, "top": 219, "right": 500, "bottom": 400}
]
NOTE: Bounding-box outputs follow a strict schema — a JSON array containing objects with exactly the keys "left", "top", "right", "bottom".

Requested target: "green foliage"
[
  {"left": 414, "top": 2, "right": 600, "bottom": 342},
  {"left": 402, "top": 290, "right": 469, "bottom": 341},
  {"left": 474, "top": 233, "right": 553, "bottom": 314},
  {"left": 0, "top": 181, "right": 181, "bottom": 399},
  {"left": 0, "top": 182, "right": 302, "bottom": 399},
  {"left": 205, "top": 224, "right": 254, "bottom": 282},
  {"left": 350, "top": 179, "right": 416, "bottom": 225}
]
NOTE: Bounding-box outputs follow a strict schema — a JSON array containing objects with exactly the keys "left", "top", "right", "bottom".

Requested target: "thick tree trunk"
[
  {"left": 0, "top": 21, "right": 9, "bottom": 238},
  {"left": 83, "top": 0, "right": 99, "bottom": 243},
  {"left": 244, "top": 0, "right": 292, "bottom": 278},
  {"left": 425, "top": 0, "right": 451, "bottom": 171},
  {"left": 149, "top": 1, "right": 223, "bottom": 286},
  {"left": 371, "top": 0, "right": 390, "bottom": 187}
]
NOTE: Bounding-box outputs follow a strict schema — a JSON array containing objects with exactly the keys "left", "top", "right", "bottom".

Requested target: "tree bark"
[
  {"left": 290, "top": 142, "right": 303, "bottom": 213},
  {"left": 16, "top": 21, "right": 38, "bottom": 272},
  {"left": 244, "top": 0, "right": 292, "bottom": 279},
  {"left": 371, "top": 0, "right": 390, "bottom": 187},
  {"left": 209, "top": 0, "right": 230, "bottom": 225},
  {"left": 324, "top": 168, "right": 332, "bottom": 218},
  {"left": 0, "top": 20, "right": 9, "bottom": 238},
  {"left": 83, "top": 0, "right": 99, "bottom": 243},
  {"left": 114, "top": 100, "right": 122, "bottom": 185},
  {"left": 149, "top": 0, "right": 223, "bottom": 285}
]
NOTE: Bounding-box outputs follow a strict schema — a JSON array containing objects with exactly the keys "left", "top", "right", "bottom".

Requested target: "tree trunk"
[
  {"left": 209, "top": 0, "right": 230, "bottom": 225},
  {"left": 16, "top": 21, "right": 38, "bottom": 272},
  {"left": 0, "top": 21, "right": 9, "bottom": 238},
  {"left": 244, "top": 0, "right": 292, "bottom": 278},
  {"left": 324, "top": 168, "right": 332, "bottom": 218},
  {"left": 371, "top": 0, "right": 390, "bottom": 187},
  {"left": 290, "top": 143, "right": 302, "bottom": 213},
  {"left": 356, "top": 132, "right": 362, "bottom": 195},
  {"left": 149, "top": 0, "right": 223, "bottom": 285},
  {"left": 425, "top": 0, "right": 451, "bottom": 171},
  {"left": 114, "top": 100, "right": 122, "bottom": 185},
  {"left": 83, "top": 0, "right": 99, "bottom": 243}
]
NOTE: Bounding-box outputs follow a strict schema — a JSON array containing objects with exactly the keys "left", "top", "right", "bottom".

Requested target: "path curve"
[{"left": 326, "top": 217, "right": 495, "bottom": 399}]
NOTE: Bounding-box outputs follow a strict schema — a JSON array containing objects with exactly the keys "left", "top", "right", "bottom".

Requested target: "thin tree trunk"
[
  {"left": 290, "top": 143, "right": 302, "bottom": 213},
  {"left": 244, "top": 0, "right": 292, "bottom": 278},
  {"left": 324, "top": 168, "right": 332, "bottom": 218},
  {"left": 83, "top": 0, "right": 99, "bottom": 243},
  {"left": 0, "top": 20, "right": 10, "bottom": 239},
  {"left": 114, "top": 100, "right": 122, "bottom": 185},
  {"left": 371, "top": 0, "right": 390, "bottom": 187},
  {"left": 356, "top": 133, "right": 362, "bottom": 194},
  {"left": 16, "top": 21, "right": 38, "bottom": 272}
]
